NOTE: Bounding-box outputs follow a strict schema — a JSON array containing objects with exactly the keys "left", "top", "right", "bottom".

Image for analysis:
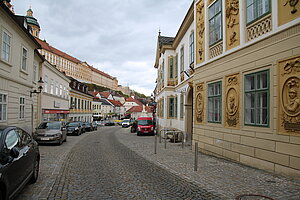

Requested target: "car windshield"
[
  {"left": 138, "top": 120, "right": 153, "bottom": 126},
  {"left": 38, "top": 122, "right": 61, "bottom": 130},
  {"left": 123, "top": 119, "right": 130, "bottom": 123},
  {"left": 67, "top": 122, "right": 79, "bottom": 127}
]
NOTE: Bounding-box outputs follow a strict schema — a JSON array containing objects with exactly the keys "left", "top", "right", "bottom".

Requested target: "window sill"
[
  {"left": 20, "top": 69, "right": 28, "bottom": 75},
  {"left": 0, "top": 59, "right": 12, "bottom": 67}
]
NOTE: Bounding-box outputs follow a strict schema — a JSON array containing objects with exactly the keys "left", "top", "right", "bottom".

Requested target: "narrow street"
[{"left": 16, "top": 127, "right": 221, "bottom": 200}]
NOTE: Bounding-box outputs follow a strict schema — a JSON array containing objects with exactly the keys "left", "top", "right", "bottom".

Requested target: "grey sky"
[{"left": 13, "top": 0, "right": 192, "bottom": 96}]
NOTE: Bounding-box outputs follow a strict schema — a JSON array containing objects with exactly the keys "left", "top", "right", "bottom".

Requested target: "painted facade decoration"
[
  {"left": 278, "top": 56, "right": 300, "bottom": 135},
  {"left": 225, "top": 0, "right": 240, "bottom": 49},
  {"left": 195, "top": 82, "right": 204, "bottom": 124},
  {"left": 225, "top": 73, "right": 240, "bottom": 128},
  {"left": 279, "top": 0, "right": 300, "bottom": 26},
  {"left": 196, "top": 0, "right": 205, "bottom": 63}
]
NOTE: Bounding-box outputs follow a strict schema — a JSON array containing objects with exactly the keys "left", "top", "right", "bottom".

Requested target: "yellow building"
[{"left": 155, "top": 0, "right": 300, "bottom": 178}]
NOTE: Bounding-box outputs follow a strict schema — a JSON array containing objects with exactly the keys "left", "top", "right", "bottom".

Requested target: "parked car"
[
  {"left": 66, "top": 122, "right": 84, "bottom": 136},
  {"left": 121, "top": 119, "right": 131, "bottom": 128},
  {"left": 105, "top": 121, "right": 115, "bottom": 126},
  {"left": 0, "top": 126, "right": 40, "bottom": 200},
  {"left": 137, "top": 117, "right": 154, "bottom": 136},
  {"left": 84, "top": 122, "right": 92, "bottom": 132},
  {"left": 96, "top": 121, "right": 105, "bottom": 126},
  {"left": 91, "top": 122, "right": 98, "bottom": 131},
  {"left": 34, "top": 121, "right": 67, "bottom": 145}
]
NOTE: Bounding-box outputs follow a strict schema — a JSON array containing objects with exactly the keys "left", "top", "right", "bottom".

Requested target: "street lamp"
[{"left": 30, "top": 77, "right": 44, "bottom": 97}]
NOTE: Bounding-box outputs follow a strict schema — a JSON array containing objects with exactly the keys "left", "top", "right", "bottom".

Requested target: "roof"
[
  {"left": 88, "top": 91, "right": 99, "bottom": 97},
  {"left": 0, "top": 2, "right": 41, "bottom": 48},
  {"left": 35, "top": 37, "right": 81, "bottom": 64},
  {"left": 127, "top": 105, "right": 151, "bottom": 113},
  {"left": 89, "top": 65, "right": 114, "bottom": 80},
  {"left": 25, "top": 15, "right": 40, "bottom": 27},
  {"left": 108, "top": 99, "right": 123, "bottom": 107},
  {"left": 100, "top": 98, "right": 113, "bottom": 106},
  {"left": 126, "top": 97, "right": 143, "bottom": 106},
  {"left": 158, "top": 36, "right": 174, "bottom": 47},
  {"left": 100, "top": 91, "right": 111, "bottom": 99}
]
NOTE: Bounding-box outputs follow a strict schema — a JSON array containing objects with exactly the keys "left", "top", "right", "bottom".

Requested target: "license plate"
[
  {"left": 41, "top": 137, "right": 50, "bottom": 141},
  {"left": 144, "top": 131, "right": 148, "bottom": 133}
]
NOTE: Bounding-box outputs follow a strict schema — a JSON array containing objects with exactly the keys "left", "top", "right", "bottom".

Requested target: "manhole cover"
[{"left": 235, "top": 194, "right": 274, "bottom": 200}]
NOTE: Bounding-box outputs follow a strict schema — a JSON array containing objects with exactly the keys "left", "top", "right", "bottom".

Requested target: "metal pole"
[
  {"left": 154, "top": 135, "right": 157, "bottom": 154},
  {"left": 173, "top": 132, "right": 175, "bottom": 143},
  {"left": 164, "top": 132, "right": 167, "bottom": 149},
  {"left": 194, "top": 142, "right": 198, "bottom": 171},
  {"left": 181, "top": 132, "right": 184, "bottom": 149},
  {"left": 159, "top": 130, "right": 162, "bottom": 143}
]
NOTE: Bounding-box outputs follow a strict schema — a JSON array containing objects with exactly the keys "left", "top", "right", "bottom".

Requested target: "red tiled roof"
[
  {"left": 126, "top": 97, "right": 143, "bottom": 106},
  {"left": 36, "top": 38, "right": 81, "bottom": 64},
  {"left": 108, "top": 99, "right": 123, "bottom": 107},
  {"left": 89, "top": 65, "right": 114, "bottom": 80},
  {"left": 100, "top": 91, "right": 111, "bottom": 99},
  {"left": 88, "top": 91, "right": 99, "bottom": 97},
  {"left": 127, "top": 105, "right": 151, "bottom": 113}
]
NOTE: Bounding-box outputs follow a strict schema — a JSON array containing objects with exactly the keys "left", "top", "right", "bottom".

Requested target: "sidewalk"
[{"left": 116, "top": 128, "right": 300, "bottom": 200}]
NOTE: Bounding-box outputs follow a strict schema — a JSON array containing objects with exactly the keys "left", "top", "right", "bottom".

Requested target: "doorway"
[{"left": 185, "top": 86, "right": 193, "bottom": 143}]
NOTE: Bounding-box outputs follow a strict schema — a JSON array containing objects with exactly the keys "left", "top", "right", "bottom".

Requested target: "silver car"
[{"left": 34, "top": 121, "right": 67, "bottom": 145}]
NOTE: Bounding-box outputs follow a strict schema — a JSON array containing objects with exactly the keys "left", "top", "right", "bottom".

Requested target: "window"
[
  {"left": 180, "top": 46, "right": 184, "bottom": 73},
  {"left": 50, "top": 79, "right": 54, "bottom": 94},
  {"left": 70, "top": 97, "right": 73, "bottom": 108},
  {"left": 209, "top": 0, "right": 222, "bottom": 46},
  {"left": 21, "top": 47, "right": 28, "bottom": 71},
  {"left": 5, "top": 130, "right": 19, "bottom": 149},
  {"left": 63, "top": 86, "right": 66, "bottom": 98},
  {"left": 0, "top": 93, "right": 7, "bottom": 121},
  {"left": 2, "top": 31, "right": 11, "bottom": 62},
  {"left": 245, "top": 70, "right": 269, "bottom": 126},
  {"left": 189, "top": 32, "right": 195, "bottom": 64},
  {"left": 33, "top": 63, "right": 37, "bottom": 82},
  {"left": 246, "top": 0, "right": 270, "bottom": 24},
  {"left": 43, "top": 76, "right": 48, "bottom": 93},
  {"left": 55, "top": 81, "right": 59, "bottom": 95},
  {"left": 208, "top": 81, "right": 222, "bottom": 123},
  {"left": 168, "top": 96, "right": 177, "bottom": 118},
  {"left": 19, "top": 97, "right": 25, "bottom": 119},
  {"left": 59, "top": 84, "right": 62, "bottom": 96},
  {"left": 175, "top": 54, "right": 178, "bottom": 79},
  {"left": 180, "top": 94, "right": 184, "bottom": 119},
  {"left": 169, "top": 56, "right": 174, "bottom": 79}
]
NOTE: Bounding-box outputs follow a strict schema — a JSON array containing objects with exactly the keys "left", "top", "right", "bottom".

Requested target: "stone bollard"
[{"left": 194, "top": 142, "right": 198, "bottom": 171}]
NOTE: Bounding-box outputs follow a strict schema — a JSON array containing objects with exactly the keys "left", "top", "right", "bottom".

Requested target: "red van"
[{"left": 137, "top": 117, "right": 154, "bottom": 136}]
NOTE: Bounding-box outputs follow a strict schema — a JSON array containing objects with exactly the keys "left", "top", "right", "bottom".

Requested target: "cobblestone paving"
[
  {"left": 116, "top": 127, "right": 300, "bottom": 200},
  {"left": 17, "top": 127, "right": 224, "bottom": 199},
  {"left": 47, "top": 127, "right": 223, "bottom": 199}
]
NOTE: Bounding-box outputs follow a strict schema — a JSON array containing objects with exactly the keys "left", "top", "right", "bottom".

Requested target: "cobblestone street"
[{"left": 16, "top": 127, "right": 222, "bottom": 200}]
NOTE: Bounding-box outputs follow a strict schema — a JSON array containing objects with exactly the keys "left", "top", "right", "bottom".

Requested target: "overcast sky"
[{"left": 13, "top": 0, "right": 192, "bottom": 96}]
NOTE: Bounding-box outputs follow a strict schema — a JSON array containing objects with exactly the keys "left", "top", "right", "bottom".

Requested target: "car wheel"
[{"left": 29, "top": 158, "right": 39, "bottom": 184}]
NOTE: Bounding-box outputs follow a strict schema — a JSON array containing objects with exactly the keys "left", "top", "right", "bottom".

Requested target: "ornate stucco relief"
[
  {"left": 247, "top": 15, "right": 272, "bottom": 41},
  {"left": 196, "top": 0, "right": 205, "bottom": 64},
  {"left": 195, "top": 82, "right": 204, "bottom": 124},
  {"left": 225, "top": 73, "right": 240, "bottom": 129},
  {"left": 225, "top": 0, "right": 240, "bottom": 50},
  {"left": 284, "top": 0, "right": 299, "bottom": 14},
  {"left": 278, "top": 56, "right": 300, "bottom": 135},
  {"left": 279, "top": 0, "right": 300, "bottom": 26}
]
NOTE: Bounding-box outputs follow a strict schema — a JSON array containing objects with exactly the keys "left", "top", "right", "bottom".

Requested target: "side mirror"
[{"left": 9, "top": 147, "right": 20, "bottom": 159}]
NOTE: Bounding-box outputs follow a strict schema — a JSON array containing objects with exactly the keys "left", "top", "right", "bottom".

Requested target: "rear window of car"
[
  {"left": 138, "top": 120, "right": 153, "bottom": 126},
  {"left": 38, "top": 122, "right": 61, "bottom": 130},
  {"left": 67, "top": 122, "right": 79, "bottom": 127}
]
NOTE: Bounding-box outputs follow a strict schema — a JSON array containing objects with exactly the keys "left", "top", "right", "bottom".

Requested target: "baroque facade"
[{"left": 154, "top": 0, "right": 300, "bottom": 178}]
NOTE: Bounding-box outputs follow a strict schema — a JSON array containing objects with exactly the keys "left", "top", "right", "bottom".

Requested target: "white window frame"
[
  {"left": 209, "top": 0, "right": 222, "bottom": 46},
  {"left": 2, "top": 30, "right": 11, "bottom": 63},
  {"left": 19, "top": 96, "right": 25, "bottom": 120},
  {"left": 246, "top": 0, "right": 271, "bottom": 25},
  {"left": 0, "top": 93, "right": 8, "bottom": 121},
  {"left": 189, "top": 31, "right": 194, "bottom": 64},
  {"left": 21, "top": 46, "right": 28, "bottom": 72},
  {"left": 44, "top": 75, "right": 48, "bottom": 93},
  {"left": 50, "top": 79, "right": 54, "bottom": 94}
]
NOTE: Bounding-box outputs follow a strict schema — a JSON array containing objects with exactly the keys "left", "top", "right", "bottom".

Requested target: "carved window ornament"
[
  {"left": 195, "top": 83, "right": 204, "bottom": 124},
  {"left": 196, "top": 0, "right": 205, "bottom": 61},
  {"left": 225, "top": 74, "right": 239, "bottom": 128},
  {"left": 284, "top": 0, "right": 299, "bottom": 14}
]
